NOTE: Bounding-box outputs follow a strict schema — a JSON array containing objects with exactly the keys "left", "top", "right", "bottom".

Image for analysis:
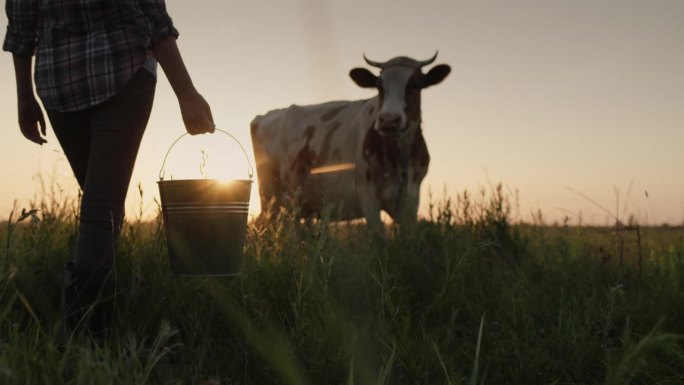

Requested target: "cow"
[{"left": 250, "top": 52, "right": 451, "bottom": 232}]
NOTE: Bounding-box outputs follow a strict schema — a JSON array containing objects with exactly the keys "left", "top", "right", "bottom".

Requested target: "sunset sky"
[{"left": 1, "top": 0, "right": 683, "bottom": 225}]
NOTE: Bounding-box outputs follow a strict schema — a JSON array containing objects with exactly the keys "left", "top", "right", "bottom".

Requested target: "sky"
[{"left": 1, "top": 0, "right": 683, "bottom": 225}]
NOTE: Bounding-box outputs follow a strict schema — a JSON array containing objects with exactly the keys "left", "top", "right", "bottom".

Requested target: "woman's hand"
[
  {"left": 12, "top": 54, "right": 46, "bottom": 145},
  {"left": 18, "top": 96, "right": 47, "bottom": 145},
  {"left": 178, "top": 90, "right": 214, "bottom": 135}
]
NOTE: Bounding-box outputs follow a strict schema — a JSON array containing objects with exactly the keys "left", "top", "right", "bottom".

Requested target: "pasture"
[{"left": 1, "top": 185, "right": 683, "bottom": 384}]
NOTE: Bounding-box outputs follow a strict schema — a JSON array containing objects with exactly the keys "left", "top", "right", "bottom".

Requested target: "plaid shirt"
[{"left": 3, "top": 0, "right": 178, "bottom": 112}]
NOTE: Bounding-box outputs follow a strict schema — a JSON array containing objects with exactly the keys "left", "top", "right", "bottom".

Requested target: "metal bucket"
[{"left": 157, "top": 129, "right": 253, "bottom": 276}]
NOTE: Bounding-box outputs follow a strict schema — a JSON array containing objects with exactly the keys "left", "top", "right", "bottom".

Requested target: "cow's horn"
[
  {"left": 363, "top": 54, "right": 386, "bottom": 69},
  {"left": 417, "top": 51, "right": 439, "bottom": 67}
]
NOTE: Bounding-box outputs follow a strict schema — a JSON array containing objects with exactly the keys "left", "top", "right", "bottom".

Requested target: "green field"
[{"left": 1, "top": 186, "right": 683, "bottom": 384}]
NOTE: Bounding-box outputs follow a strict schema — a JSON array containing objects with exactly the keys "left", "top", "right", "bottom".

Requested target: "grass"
[{"left": 1, "top": 183, "right": 683, "bottom": 384}]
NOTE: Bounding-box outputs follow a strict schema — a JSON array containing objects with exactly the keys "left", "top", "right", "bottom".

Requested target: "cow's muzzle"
[{"left": 377, "top": 113, "right": 406, "bottom": 135}]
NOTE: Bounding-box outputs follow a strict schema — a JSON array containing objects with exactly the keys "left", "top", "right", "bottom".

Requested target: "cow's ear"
[
  {"left": 350, "top": 68, "right": 378, "bottom": 88},
  {"left": 425, "top": 64, "right": 451, "bottom": 87}
]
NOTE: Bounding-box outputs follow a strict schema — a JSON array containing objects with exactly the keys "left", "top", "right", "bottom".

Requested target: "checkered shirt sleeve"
[
  {"left": 133, "top": 0, "right": 179, "bottom": 47},
  {"left": 3, "top": 0, "right": 39, "bottom": 56}
]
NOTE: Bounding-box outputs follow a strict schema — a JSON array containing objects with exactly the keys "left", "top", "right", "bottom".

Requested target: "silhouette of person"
[{"left": 4, "top": 0, "right": 215, "bottom": 335}]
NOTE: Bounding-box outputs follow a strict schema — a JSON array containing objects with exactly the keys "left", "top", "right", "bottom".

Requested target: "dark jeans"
[{"left": 47, "top": 69, "right": 155, "bottom": 331}]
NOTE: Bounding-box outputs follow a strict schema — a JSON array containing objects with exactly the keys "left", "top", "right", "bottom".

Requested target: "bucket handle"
[{"left": 159, "top": 129, "right": 254, "bottom": 181}]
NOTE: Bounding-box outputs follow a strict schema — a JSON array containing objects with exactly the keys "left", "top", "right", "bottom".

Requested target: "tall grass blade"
[
  {"left": 432, "top": 339, "right": 453, "bottom": 385},
  {"left": 16, "top": 290, "right": 41, "bottom": 328},
  {"left": 469, "top": 314, "right": 485, "bottom": 385},
  {"left": 376, "top": 343, "right": 396, "bottom": 385},
  {"left": 346, "top": 358, "right": 355, "bottom": 385}
]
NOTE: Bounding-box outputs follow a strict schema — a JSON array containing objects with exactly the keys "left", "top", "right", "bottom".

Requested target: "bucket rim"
[{"left": 157, "top": 178, "right": 253, "bottom": 184}]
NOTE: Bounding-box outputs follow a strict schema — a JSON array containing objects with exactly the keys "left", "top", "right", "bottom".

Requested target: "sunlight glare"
[{"left": 310, "top": 162, "right": 355, "bottom": 175}]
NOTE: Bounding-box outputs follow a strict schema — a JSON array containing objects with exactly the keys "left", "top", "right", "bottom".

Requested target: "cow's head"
[{"left": 349, "top": 52, "right": 450, "bottom": 137}]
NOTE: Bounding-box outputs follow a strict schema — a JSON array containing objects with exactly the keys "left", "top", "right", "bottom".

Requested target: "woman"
[{"left": 4, "top": 0, "right": 215, "bottom": 334}]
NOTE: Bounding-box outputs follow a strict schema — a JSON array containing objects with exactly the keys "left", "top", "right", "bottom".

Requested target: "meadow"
[{"left": 1, "top": 184, "right": 683, "bottom": 384}]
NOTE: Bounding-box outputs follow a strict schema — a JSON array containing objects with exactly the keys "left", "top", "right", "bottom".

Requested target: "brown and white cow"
[{"left": 250, "top": 53, "right": 450, "bottom": 232}]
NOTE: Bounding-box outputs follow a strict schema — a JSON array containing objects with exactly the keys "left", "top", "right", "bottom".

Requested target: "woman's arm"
[
  {"left": 12, "top": 54, "right": 46, "bottom": 145},
  {"left": 5, "top": 0, "right": 45, "bottom": 144},
  {"left": 136, "top": 0, "right": 213, "bottom": 135},
  {"left": 152, "top": 36, "right": 214, "bottom": 135}
]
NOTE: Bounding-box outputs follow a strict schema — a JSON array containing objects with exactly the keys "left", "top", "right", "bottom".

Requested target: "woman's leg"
[
  {"left": 48, "top": 100, "right": 96, "bottom": 338},
  {"left": 47, "top": 111, "right": 91, "bottom": 190},
  {"left": 75, "top": 69, "right": 156, "bottom": 277},
  {"left": 49, "top": 69, "right": 156, "bottom": 334}
]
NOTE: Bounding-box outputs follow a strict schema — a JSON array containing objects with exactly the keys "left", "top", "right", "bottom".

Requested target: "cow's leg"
[
  {"left": 254, "top": 159, "right": 283, "bottom": 224},
  {"left": 251, "top": 121, "right": 283, "bottom": 224},
  {"left": 393, "top": 183, "right": 420, "bottom": 227},
  {"left": 357, "top": 186, "right": 384, "bottom": 234}
]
